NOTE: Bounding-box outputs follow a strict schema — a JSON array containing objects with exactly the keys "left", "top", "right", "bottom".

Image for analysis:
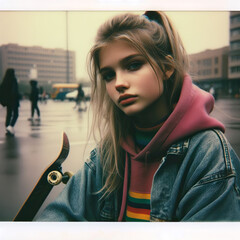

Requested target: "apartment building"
[
  {"left": 0, "top": 44, "right": 76, "bottom": 86},
  {"left": 229, "top": 11, "right": 240, "bottom": 94},
  {"left": 189, "top": 46, "right": 229, "bottom": 93}
]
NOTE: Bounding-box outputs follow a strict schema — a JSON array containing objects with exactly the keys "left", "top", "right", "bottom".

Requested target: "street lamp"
[{"left": 66, "top": 11, "right": 69, "bottom": 83}]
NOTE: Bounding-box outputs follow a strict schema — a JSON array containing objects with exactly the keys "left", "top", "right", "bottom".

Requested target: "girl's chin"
[{"left": 121, "top": 107, "right": 145, "bottom": 118}]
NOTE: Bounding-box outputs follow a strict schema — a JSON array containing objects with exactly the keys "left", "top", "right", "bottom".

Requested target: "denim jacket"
[{"left": 37, "top": 129, "right": 240, "bottom": 221}]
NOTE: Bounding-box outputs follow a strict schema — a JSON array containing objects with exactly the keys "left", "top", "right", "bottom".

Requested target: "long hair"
[
  {"left": 1, "top": 68, "right": 17, "bottom": 90},
  {"left": 88, "top": 11, "right": 189, "bottom": 197}
]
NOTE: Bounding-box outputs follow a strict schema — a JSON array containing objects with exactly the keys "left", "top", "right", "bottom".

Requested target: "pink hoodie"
[{"left": 118, "top": 74, "right": 225, "bottom": 220}]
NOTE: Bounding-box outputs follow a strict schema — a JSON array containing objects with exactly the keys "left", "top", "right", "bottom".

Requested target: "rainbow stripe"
[{"left": 126, "top": 191, "right": 151, "bottom": 222}]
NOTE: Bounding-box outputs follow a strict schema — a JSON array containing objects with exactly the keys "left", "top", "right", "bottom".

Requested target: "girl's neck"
[
  {"left": 134, "top": 112, "right": 170, "bottom": 130},
  {"left": 133, "top": 112, "right": 169, "bottom": 151},
  {"left": 133, "top": 95, "right": 170, "bottom": 128}
]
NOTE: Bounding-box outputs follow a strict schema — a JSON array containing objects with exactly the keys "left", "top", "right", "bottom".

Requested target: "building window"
[
  {"left": 214, "top": 57, "right": 218, "bottom": 64},
  {"left": 231, "top": 15, "right": 240, "bottom": 24},
  {"left": 203, "top": 59, "right": 212, "bottom": 66},
  {"left": 231, "top": 55, "right": 240, "bottom": 62},
  {"left": 231, "top": 41, "right": 240, "bottom": 50},
  {"left": 215, "top": 68, "right": 218, "bottom": 74},
  {"left": 231, "top": 28, "right": 240, "bottom": 37},
  {"left": 231, "top": 66, "right": 240, "bottom": 73}
]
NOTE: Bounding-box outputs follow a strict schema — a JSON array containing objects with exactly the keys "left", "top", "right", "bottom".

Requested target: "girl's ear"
[
  {"left": 165, "top": 68, "right": 174, "bottom": 80},
  {"left": 165, "top": 55, "right": 174, "bottom": 80}
]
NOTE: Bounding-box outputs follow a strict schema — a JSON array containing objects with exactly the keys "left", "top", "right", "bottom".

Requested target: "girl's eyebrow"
[{"left": 99, "top": 54, "right": 143, "bottom": 73}]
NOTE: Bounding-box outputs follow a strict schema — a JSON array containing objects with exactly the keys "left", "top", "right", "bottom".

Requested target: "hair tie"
[
  {"left": 143, "top": 14, "right": 151, "bottom": 22},
  {"left": 142, "top": 14, "right": 157, "bottom": 24},
  {"left": 143, "top": 11, "right": 163, "bottom": 26}
]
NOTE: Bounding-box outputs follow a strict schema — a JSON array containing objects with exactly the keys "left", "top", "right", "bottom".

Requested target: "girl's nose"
[{"left": 115, "top": 72, "right": 129, "bottom": 92}]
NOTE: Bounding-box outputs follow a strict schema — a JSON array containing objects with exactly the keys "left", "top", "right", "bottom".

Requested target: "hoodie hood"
[{"left": 121, "top": 74, "right": 225, "bottom": 161}]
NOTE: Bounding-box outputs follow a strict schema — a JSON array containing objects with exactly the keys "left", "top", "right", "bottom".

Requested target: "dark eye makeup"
[
  {"left": 101, "top": 70, "right": 115, "bottom": 82},
  {"left": 126, "top": 60, "right": 144, "bottom": 71},
  {"left": 100, "top": 55, "right": 146, "bottom": 82}
]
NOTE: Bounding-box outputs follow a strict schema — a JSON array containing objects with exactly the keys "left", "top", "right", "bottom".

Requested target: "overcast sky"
[{"left": 0, "top": 11, "right": 230, "bottom": 79}]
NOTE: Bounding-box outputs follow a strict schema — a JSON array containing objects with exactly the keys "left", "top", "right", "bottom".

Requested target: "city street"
[{"left": 0, "top": 98, "right": 240, "bottom": 221}]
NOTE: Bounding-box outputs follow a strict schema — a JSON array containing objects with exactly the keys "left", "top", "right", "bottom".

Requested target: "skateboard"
[{"left": 13, "top": 132, "right": 72, "bottom": 221}]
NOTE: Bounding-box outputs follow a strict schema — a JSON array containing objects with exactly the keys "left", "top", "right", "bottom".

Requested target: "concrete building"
[
  {"left": 189, "top": 46, "right": 229, "bottom": 94},
  {"left": 0, "top": 43, "right": 76, "bottom": 91},
  {"left": 229, "top": 11, "right": 240, "bottom": 95}
]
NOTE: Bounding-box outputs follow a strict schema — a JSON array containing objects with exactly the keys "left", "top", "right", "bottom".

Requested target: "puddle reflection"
[
  {"left": 1, "top": 136, "right": 20, "bottom": 174},
  {"left": 30, "top": 119, "right": 41, "bottom": 127},
  {"left": 4, "top": 136, "right": 19, "bottom": 158},
  {"left": 30, "top": 119, "right": 41, "bottom": 138}
]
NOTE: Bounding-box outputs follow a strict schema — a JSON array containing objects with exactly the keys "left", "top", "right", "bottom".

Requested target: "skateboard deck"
[{"left": 13, "top": 132, "right": 70, "bottom": 221}]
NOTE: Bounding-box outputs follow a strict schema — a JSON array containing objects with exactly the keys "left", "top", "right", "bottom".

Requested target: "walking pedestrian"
[
  {"left": 29, "top": 80, "right": 40, "bottom": 121},
  {"left": 209, "top": 85, "right": 217, "bottom": 100},
  {"left": 74, "top": 84, "right": 87, "bottom": 111},
  {"left": 0, "top": 68, "right": 20, "bottom": 136},
  {"left": 37, "top": 11, "right": 240, "bottom": 221},
  {"left": 39, "top": 86, "right": 47, "bottom": 104}
]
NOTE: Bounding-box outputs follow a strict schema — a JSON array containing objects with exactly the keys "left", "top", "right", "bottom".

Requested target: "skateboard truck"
[
  {"left": 47, "top": 170, "right": 73, "bottom": 185},
  {"left": 13, "top": 132, "right": 71, "bottom": 221}
]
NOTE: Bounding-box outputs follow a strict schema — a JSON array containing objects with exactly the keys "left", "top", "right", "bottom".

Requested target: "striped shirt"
[
  {"left": 126, "top": 191, "right": 151, "bottom": 221},
  {"left": 125, "top": 159, "right": 160, "bottom": 221}
]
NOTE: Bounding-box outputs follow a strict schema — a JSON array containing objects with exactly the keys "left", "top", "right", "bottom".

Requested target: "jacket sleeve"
[
  {"left": 36, "top": 149, "right": 103, "bottom": 221},
  {"left": 176, "top": 130, "right": 240, "bottom": 221}
]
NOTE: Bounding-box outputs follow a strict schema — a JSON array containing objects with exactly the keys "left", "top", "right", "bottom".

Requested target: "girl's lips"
[{"left": 118, "top": 94, "right": 138, "bottom": 106}]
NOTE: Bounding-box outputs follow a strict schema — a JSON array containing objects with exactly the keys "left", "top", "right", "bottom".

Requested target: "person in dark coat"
[
  {"left": 29, "top": 80, "right": 40, "bottom": 120},
  {"left": 74, "top": 84, "right": 87, "bottom": 111},
  {"left": 0, "top": 68, "right": 20, "bottom": 136}
]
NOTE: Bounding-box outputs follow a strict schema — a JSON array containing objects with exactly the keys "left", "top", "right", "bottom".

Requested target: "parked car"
[{"left": 55, "top": 91, "right": 68, "bottom": 101}]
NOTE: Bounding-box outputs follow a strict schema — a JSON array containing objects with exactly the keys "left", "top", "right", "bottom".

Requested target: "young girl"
[{"left": 37, "top": 11, "right": 240, "bottom": 221}]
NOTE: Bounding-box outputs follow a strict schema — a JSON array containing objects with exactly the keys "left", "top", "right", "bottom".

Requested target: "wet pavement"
[
  {"left": 211, "top": 98, "right": 240, "bottom": 157},
  {"left": 0, "top": 99, "right": 95, "bottom": 221},
  {"left": 0, "top": 98, "right": 240, "bottom": 221}
]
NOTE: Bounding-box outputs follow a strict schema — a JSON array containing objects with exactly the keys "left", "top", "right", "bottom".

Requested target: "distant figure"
[
  {"left": 209, "top": 85, "right": 217, "bottom": 100},
  {"left": 0, "top": 68, "right": 20, "bottom": 136},
  {"left": 39, "top": 86, "right": 47, "bottom": 104},
  {"left": 74, "top": 84, "right": 87, "bottom": 111},
  {"left": 29, "top": 80, "right": 40, "bottom": 120},
  {"left": 29, "top": 64, "right": 38, "bottom": 80}
]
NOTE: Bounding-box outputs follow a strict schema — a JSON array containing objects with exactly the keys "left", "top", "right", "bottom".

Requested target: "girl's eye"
[
  {"left": 127, "top": 61, "right": 143, "bottom": 71},
  {"left": 101, "top": 71, "right": 115, "bottom": 82}
]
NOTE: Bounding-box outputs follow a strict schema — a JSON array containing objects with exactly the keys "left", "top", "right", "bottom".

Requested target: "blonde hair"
[{"left": 88, "top": 11, "right": 189, "bottom": 197}]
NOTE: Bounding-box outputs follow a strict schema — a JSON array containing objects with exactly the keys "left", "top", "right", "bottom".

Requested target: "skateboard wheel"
[
  {"left": 47, "top": 171, "right": 62, "bottom": 185},
  {"left": 62, "top": 171, "right": 74, "bottom": 184}
]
